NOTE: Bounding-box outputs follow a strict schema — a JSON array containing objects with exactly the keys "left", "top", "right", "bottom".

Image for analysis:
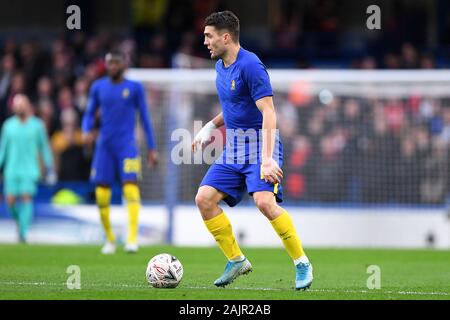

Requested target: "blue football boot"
[
  {"left": 295, "top": 262, "right": 313, "bottom": 290},
  {"left": 214, "top": 258, "right": 253, "bottom": 287}
]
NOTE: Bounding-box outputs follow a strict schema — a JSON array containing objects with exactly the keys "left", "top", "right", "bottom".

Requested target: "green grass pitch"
[{"left": 0, "top": 244, "right": 449, "bottom": 300}]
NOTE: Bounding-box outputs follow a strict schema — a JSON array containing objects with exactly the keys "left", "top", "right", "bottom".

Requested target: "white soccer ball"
[{"left": 146, "top": 253, "right": 184, "bottom": 288}]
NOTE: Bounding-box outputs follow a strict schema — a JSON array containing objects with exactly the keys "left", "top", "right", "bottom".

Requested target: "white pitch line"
[
  {"left": 197, "top": 286, "right": 450, "bottom": 296},
  {"left": 0, "top": 281, "right": 448, "bottom": 297}
]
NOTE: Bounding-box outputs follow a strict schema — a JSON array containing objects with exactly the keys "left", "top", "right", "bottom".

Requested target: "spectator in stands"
[
  {"left": 308, "top": 130, "right": 347, "bottom": 202},
  {"left": 273, "top": 8, "right": 302, "bottom": 50},
  {"left": 414, "top": 125, "right": 432, "bottom": 160},
  {"left": 305, "top": 107, "right": 326, "bottom": 153},
  {"left": 277, "top": 96, "right": 299, "bottom": 140},
  {"left": 139, "top": 33, "right": 170, "bottom": 68},
  {"left": 401, "top": 43, "right": 420, "bottom": 69},
  {"left": 51, "top": 51, "right": 73, "bottom": 90},
  {"left": 18, "top": 41, "right": 47, "bottom": 92},
  {"left": 286, "top": 135, "right": 311, "bottom": 200},
  {"left": 383, "top": 53, "right": 401, "bottom": 69},
  {"left": 0, "top": 54, "right": 16, "bottom": 125},
  {"left": 341, "top": 99, "right": 366, "bottom": 201},
  {"left": 394, "top": 136, "right": 421, "bottom": 203},
  {"left": 1, "top": 39, "right": 18, "bottom": 57},
  {"left": 131, "top": 0, "right": 169, "bottom": 50},
  {"left": 82, "top": 37, "right": 103, "bottom": 65},
  {"left": 119, "top": 38, "right": 138, "bottom": 68},
  {"left": 420, "top": 137, "right": 448, "bottom": 204},
  {"left": 322, "top": 96, "right": 340, "bottom": 128},
  {"left": 35, "top": 76, "right": 55, "bottom": 106},
  {"left": 51, "top": 108, "right": 88, "bottom": 181},
  {"left": 82, "top": 61, "right": 105, "bottom": 85},
  {"left": 5, "top": 71, "right": 27, "bottom": 115},
  {"left": 73, "top": 77, "right": 89, "bottom": 115},
  {"left": 362, "top": 113, "right": 399, "bottom": 202},
  {"left": 384, "top": 98, "right": 406, "bottom": 133},
  {"left": 359, "top": 56, "right": 377, "bottom": 69},
  {"left": 37, "top": 99, "right": 58, "bottom": 137},
  {"left": 304, "top": 0, "right": 341, "bottom": 50},
  {"left": 57, "top": 86, "right": 75, "bottom": 112},
  {"left": 193, "top": 0, "right": 224, "bottom": 34},
  {"left": 420, "top": 55, "right": 435, "bottom": 69},
  {"left": 440, "top": 107, "right": 450, "bottom": 144}
]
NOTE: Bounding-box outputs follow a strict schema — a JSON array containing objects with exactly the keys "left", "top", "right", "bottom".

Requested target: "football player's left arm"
[
  {"left": 256, "top": 96, "right": 283, "bottom": 184},
  {"left": 136, "top": 83, "right": 158, "bottom": 168}
]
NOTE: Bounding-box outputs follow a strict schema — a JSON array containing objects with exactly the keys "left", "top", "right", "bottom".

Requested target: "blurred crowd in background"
[
  {"left": 276, "top": 94, "right": 450, "bottom": 204},
  {"left": 0, "top": 0, "right": 450, "bottom": 204}
]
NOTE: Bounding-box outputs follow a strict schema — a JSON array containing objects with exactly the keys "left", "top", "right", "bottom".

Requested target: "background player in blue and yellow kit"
[
  {"left": 82, "top": 51, "right": 158, "bottom": 254},
  {"left": 0, "top": 94, "right": 56, "bottom": 243},
  {"left": 192, "top": 11, "right": 313, "bottom": 290}
]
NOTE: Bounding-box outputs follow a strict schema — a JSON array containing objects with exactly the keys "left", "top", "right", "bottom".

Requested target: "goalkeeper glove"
[{"left": 45, "top": 167, "right": 58, "bottom": 186}]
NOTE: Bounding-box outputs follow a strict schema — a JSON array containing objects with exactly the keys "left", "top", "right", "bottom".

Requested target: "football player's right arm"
[
  {"left": 192, "top": 112, "right": 224, "bottom": 153},
  {"left": 81, "top": 83, "right": 99, "bottom": 145}
]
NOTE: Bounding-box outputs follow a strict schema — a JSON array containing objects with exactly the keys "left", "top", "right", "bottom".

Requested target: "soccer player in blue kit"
[
  {"left": 82, "top": 51, "right": 158, "bottom": 254},
  {"left": 192, "top": 11, "right": 313, "bottom": 290}
]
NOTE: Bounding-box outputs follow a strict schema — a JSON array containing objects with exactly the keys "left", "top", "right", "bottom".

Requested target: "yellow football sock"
[
  {"left": 95, "top": 186, "right": 115, "bottom": 242},
  {"left": 123, "top": 183, "right": 141, "bottom": 244},
  {"left": 204, "top": 211, "right": 243, "bottom": 261},
  {"left": 270, "top": 209, "right": 305, "bottom": 261}
]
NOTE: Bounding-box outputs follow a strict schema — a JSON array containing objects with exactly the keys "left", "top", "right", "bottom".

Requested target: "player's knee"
[
  {"left": 255, "top": 199, "right": 272, "bottom": 214},
  {"left": 96, "top": 186, "right": 112, "bottom": 207},
  {"left": 254, "top": 194, "right": 276, "bottom": 216},
  {"left": 123, "top": 183, "right": 140, "bottom": 202},
  {"left": 195, "top": 192, "right": 208, "bottom": 210},
  {"left": 195, "top": 191, "right": 214, "bottom": 212}
]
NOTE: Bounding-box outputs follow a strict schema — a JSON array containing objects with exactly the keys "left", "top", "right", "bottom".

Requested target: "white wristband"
[
  {"left": 193, "top": 121, "right": 218, "bottom": 151},
  {"left": 204, "top": 120, "right": 218, "bottom": 130}
]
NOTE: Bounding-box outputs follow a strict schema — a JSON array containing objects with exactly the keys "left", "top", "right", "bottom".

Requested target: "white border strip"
[{"left": 127, "top": 69, "right": 450, "bottom": 83}]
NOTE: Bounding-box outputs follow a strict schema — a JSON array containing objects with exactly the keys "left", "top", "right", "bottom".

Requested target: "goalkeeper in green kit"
[{"left": 0, "top": 94, "right": 56, "bottom": 243}]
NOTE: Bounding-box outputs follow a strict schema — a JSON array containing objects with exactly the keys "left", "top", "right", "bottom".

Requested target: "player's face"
[
  {"left": 106, "top": 58, "right": 125, "bottom": 81},
  {"left": 204, "top": 26, "right": 227, "bottom": 60},
  {"left": 12, "top": 95, "right": 30, "bottom": 117}
]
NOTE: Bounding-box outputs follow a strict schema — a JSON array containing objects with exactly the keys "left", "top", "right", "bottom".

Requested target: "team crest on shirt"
[
  {"left": 122, "top": 88, "right": 130, "bottom": 99},
  {"left": 231, "top": 80, "right": 236, "bottom": 90}
]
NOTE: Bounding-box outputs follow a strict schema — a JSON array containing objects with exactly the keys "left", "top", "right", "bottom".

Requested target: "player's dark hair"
[{"left": 204, "top": 11, "right": 240, "bottom": 43}]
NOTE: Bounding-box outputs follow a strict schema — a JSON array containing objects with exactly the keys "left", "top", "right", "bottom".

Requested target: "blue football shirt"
[
  {"left": 216, "top": 48, "right": 273, "bottom": 130},
  {"left": 215, "top": 48, "right": 281, "bottom": 162},
  {"left": 200, "top": 48, "right": 284, "bottom": 206},
  {"left": 82, "top": 77, "right": 156, "bottom": 150}
]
